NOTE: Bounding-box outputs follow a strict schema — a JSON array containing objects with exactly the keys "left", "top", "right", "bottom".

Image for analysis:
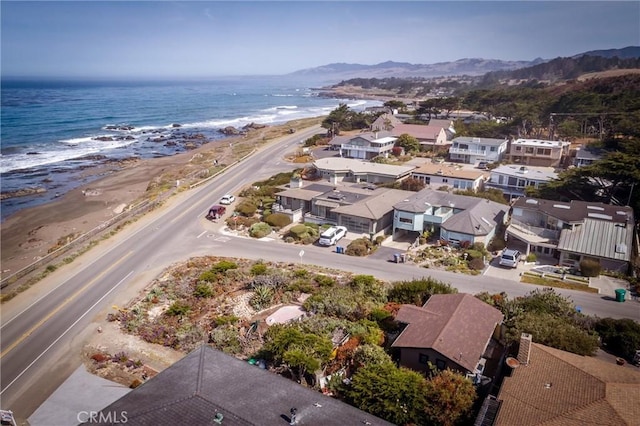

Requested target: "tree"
[
  {"left": 423, "top": 369, "right": 477, "bottom": 426},
  {"left": 384, "top": 100, "right": 406, "bottom": 111},
  {"left": 387, "top": 277, "right": 457, "bottom": 305},
  {"left": 394, "top": 133, "right": 420, "bottom": 153},
  {"left": 595, "top": 318, "right": 640, "bottom": 361},
  {"left": 343, "top": 362, "right": 429, "bottom": 425}
]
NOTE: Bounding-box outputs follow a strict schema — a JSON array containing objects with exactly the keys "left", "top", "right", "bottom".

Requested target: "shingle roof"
[
  {"left": 391, "top": 123, "right": 447, "bottom": 141},
  {"left": 391, "top": 294, "right": 503, "bottom": 373},
  {"left": 313, "top": 157, "right": 415, "bottom": 177},
  {"left": 332, "top": 188, "right": 414, "bottom": 220},
  {"left": 411, "top": 162, "right": 485, "bottom": 180},
  {"left": 557, "top": 218, "right": 633, "bottom": 261},
  {"left": 496, "top": 343, "right": 640, "bottom": 426},
  {"left": 90, "top": 346, "right": 392, "bottom": 425}
]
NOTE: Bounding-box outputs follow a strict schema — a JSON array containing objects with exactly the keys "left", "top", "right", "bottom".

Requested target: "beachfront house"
[
  {"left": 312, "top": 157, "right": 414, "bottom": 185},
  {"left": 506, "top": 197, "right": 634, "bottom": 273},
  {"left": 392, "top": 188, "right": 508, "bottom": 246},
  {"left": 448, "top": 136, "right": 508, "bottom": 165},
  {"left": 505, "top": 138, "right": 571, "bottom": 167},
  {"left": 485, "top": 165, "right": 558, "bottom": 201},
  {"left": 337, "top": 131, "right": 397, "bottom": 160},
  {"left": 410, "top": 162, "right": 486, "bottom": 192},
  {"left": 391, "top": 293, "right": 504, "bottom": 377},
  {"left": 390, "top": 123, "right": 449, "bottom": 151}
]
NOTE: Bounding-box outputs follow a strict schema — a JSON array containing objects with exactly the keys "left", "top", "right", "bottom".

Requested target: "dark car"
[{"left": 206, "top": 205, "right": 226, "bottom": 220}]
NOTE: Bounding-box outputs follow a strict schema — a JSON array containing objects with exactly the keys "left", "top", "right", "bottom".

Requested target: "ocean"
[{"left": 0, "top": 76, "right": 381, "bottom": 221}]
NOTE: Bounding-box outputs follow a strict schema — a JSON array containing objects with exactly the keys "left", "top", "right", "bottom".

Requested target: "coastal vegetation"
[{"left": 103, "top": 256, "right": 630, "bottom": 424}]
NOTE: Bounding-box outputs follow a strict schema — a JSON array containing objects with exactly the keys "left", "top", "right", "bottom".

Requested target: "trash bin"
[
  {"left": 615, "top": 289, "right": 626, "bottom": 302},
  {"left": 394, "top": 253, "right": 400, "bottom": 263},
  {"left": 400, "top": 254, "right": 406, "bottom": 263}
]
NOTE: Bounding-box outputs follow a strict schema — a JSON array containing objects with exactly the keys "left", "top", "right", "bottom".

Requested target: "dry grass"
[{"left": 521, "top": 273, "right": 599, "bottom": 293}]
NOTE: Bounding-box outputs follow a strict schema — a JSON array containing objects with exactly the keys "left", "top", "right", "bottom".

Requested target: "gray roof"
[
  {"left": 575, "top": 147, "right": 603, "bottom": 160},
  {"left": 513, "top": 198, "right": 634, "bottom": 224},
  {"left": 451, "top": 136, "right": 507, "bottom": 147},
  {"left": 557, "top": 218, "right": 633, "bottom": 262},
  {"left": 313, "top": 157, "right": 415, "bottom": 177},
  {"left": 333, "top": 188, "right": 415, "bottom": 220},
  {"left": 89, "top": 346, "right": 392, "bottom": 425},
  {"left": 490, "top": 165, "right": 558, "bottom": 181},
  {"left": 394, "top": 189, "right": 507, "bottom": 236}
]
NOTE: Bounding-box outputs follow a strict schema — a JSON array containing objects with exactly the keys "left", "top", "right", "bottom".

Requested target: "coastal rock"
[
  {"left": 243, "top": 122, "right": 267, "bottom": 130},
  {"left": 219, "top": 126, "right": 240, "bottom": 135},
  {"left": 171, "top": 123, "right": 182, "bottom": 128},
  {"left": 78, "top": 154, "right": 108, "bottom": 161},
  {"left": 1, "top": 187, "right": 47, "bottom": 200},
  {"left": 27, "top": 152, "right": 41, "bottom": 155},
  {"left": 105, "top": 125, "right": 134, "bottom": 131},
  {"left": 184, "top": 142, "right": 197, "bottom": 150},
  {"left": 94, "top": 136, "right": 114, "bottom": 142},
  {"left": 164, "top": 141, "right": 177, "bottom": 147}
]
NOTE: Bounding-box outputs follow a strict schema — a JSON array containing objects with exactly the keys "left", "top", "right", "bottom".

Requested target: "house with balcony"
[
  {"left": 312, "top": 157, "right": 415, "bottom": 185},
  {"left": 410, "top": 162, "right": 486, "bottom": 192},
  {"left": 337, "top": 131, "right": 397, "bottom": 160},
  {"left": 507, "top": 197, "right": 634, "bottom": 272},
  {"left": 391, "top": 293, "right": 504, "bottom": 377},
  {"left": 485, "top": 165, "right": 558, "bottom": 201},
  {"left": 573, "top": 145, "right": 604, "bottom": 167},
  {"left": 390, "top": 123, "right": 450, "bottom": 151},
  {"left": 505, "top": 138, "right": 571, "bottom": 167},
  {"left": 392, "top": 188, "right": 508, "bottom": 246},
  {"left": 448, "top": 136, "right": 508, "bottom": 165}
]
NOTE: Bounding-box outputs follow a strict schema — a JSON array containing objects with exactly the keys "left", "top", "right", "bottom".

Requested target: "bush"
[
  {"left": 264, "top": 213, "right": 292, "bottom": 228},
  {"left": 314, "top": 274, "right": 336, "bottom": 287},
  {"left": 375, "top": 235, "right": 385, "bottom": 246},
  {"left": 388, "top": 278, "right": 457, "bottom": 305},
  {"left": 166, "top": 301, "right": 190, "bottom": 316},
  {"left": 211, "top": 260, "right": 238, "bottom": 274},
  {"left": 199, "top": 270, "right": 218, "bottom": 282},
  {"left": 345, "top": 238, "right": 374, "bottom": 256},
  {"left": 487, "top": 237, "right": 506, "bottom": 252},
  {"left": 236, "top": 200, "right": 258, "bottom": 217},
  {"left": 595, "top": 318, "right": 640, "bottom": 361},
  {"left": 194, "top": 283, "right": 213, "bottom": 298},
  {"left": 287, "top": 224, "right": 318, "bottom": 244},
  {"left": 214, "top": 315, "right": 239, "bottom": 326},
  {"left": 580, "top": 258, "right": 601, "bottom": 277},
  {"left": 526, "top": 253, "right": 537, "bottom": 263},
  {"left": 250, "top": 262, "right": 268, "bottom": 276},
  {"left": 249, "top": 222, "right": 272, "bottom": 238},
  {"left": 468, "top": 257, "right": 486, "bottom": 271},
  {"left": 464, "top": 249, "right": 483, "bottom": 260}
]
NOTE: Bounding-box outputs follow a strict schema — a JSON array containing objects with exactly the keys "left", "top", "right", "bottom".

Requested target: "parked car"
[
  {"left": 318, "top": 226, "right": 347, "bottom": 246},
  {"left": 220, "top": 194, "right": 236, "bottom": 205},
  {"left": 499, "top": 249, "right": 521, "bottom": 268},
  {"left": 206, "top": 205, "right": 226, "bottom": 220}
]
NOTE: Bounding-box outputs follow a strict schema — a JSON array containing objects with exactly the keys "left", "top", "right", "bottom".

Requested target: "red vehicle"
[{"left": 206, "top": 205, "right": 226, "bottom": 220}]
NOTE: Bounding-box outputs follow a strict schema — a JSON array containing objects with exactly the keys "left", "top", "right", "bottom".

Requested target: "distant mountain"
[
  {"left": 289, "top": 47, "right": 640, "bottom": 80},
  {"left": 573, "top": 46, "right": 640, "bottom": 60},
  {"left": 289, "top": 58, "right": 545, "bottom": 79}
]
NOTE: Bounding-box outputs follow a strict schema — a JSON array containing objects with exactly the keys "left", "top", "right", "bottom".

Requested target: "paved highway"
[{"left": 1, "top": 125, "right": 638, "bottom": 420}]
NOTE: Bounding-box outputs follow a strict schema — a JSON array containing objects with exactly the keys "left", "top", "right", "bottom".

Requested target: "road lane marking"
[
  {"left": 0, "top": 270, "right": 135, "bottom": 396},
  {"left": 196, "top": 230, "right": 207, "bottom": 239},
  {"left": 0, "top": 251, "right": 133, "bottom": 358}
]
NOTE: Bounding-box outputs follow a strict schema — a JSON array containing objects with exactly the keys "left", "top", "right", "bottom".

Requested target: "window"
[
  {"left": 490, "top": 146, "right": 497, "bottom": 152},
  {"left": 515, "top": 146, "right": 522, "bottom": 151},
  {"left": 525, "top": 147, "right": 534, "bottom": 154},
  {"left": 436, "top": 359, "right": 446, "bottom": 370},
  {"left": 419, "top": 353, "right": 429, "bottom": 365},
  {"left": 567, "top": 253, "right": 581, "bottom": 261},
  {"left": 442, "top": 178, "right": 448, "bottom": 183},
  {"left": 399, "top": 217, "right": 413, "bottom": 224},
  {"left": 537, "top": 148, "right": 551, "bottom": 156}
]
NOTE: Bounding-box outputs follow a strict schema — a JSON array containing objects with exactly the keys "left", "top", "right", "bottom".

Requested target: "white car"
[
  {"left": 499, "top": 249, "right": 521, "bottom": 268},
  {"left": 220, "top": 194, "right": 236, "bottom": 205},
  {"left": 318, "top": 226, "right": 347, "bottom": 246}
]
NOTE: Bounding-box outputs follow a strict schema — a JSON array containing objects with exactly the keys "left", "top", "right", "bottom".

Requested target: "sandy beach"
[{"left": 0, "top": 118, "right": 322, "bottom": 283}]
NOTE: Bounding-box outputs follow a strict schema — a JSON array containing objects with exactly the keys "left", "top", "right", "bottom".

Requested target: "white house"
[
  {"left": 506, "top": 139, "right": 571, "bottom": 167},
  {"left": 410, "top": 162, "right": 486, "bottom": 192},
  {"left": 485, "top": 165, "right": 558, "bottom": 201},
  {"left": 448, "top": 136, "right": 508, "bottom": 165},
  {"left": 339, "top": 131, "right": 397, "bottom": 160}
]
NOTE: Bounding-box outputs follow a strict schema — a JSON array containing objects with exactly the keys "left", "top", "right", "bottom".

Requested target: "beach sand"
[{"left": 0, "top": 119, "right": 320, "bottom": 281}]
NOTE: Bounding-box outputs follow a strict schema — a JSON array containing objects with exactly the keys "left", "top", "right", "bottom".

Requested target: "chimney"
[{"left": 517, "top": 333, "right": 532, "bottom": 365}]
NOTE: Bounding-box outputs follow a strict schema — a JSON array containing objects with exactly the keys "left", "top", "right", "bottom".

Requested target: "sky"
[{"left": 1, "top": 1, "right": 639, "bottom": 79}]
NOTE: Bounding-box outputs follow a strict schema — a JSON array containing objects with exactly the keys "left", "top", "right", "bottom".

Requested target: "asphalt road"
[{"left": 1, "top": 125, "right": 639, "bottom": 420}]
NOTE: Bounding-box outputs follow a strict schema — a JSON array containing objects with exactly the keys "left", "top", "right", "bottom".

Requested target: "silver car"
[{"left": 499, "top": 249, "right": 521, "bottom": 268}]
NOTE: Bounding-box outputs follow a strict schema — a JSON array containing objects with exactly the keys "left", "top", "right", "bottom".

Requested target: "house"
[
  {"left": 312, "top": 157, "right": 415, "bottom": 185},
  {"left": 338, "top": 131, "right": 397, "bottom": 160},
  {"left": 487, "top": 333, "right": 640, "bottom": 426},
  {"left": 573, "top": 145, "right": 604, "bottom": 167},
  {"left": 448, "top": 136, "right": 508, "bottom": 165},
  {"left": 485, "top": 165, "right": 558, "bottom": 201},
  {"left": 392, "top": 188, "right": 508, "bottom": 246},
  {"left": 507, "top": 197, "right": 634, "bottom": 272},
  {"left": 391, "top": 293, "right": 504, "bottom": 376},
  {"left": 410, "top": 162, "right": 486, "bottom": 192},
  {"left": 505, "top": 138, "right": 571, "bottom": 167},
  {"left": 274, "top": 180, "right": 414, "bottom": 237},
  {"left": 88, "top": 345, "right": 392, "bottom": 425},
  {"left": 390, "top": 123, "right": 449, "bottom": 151},
  {"left": 371, "top": 113, "right": 403, "bottom": 132}
]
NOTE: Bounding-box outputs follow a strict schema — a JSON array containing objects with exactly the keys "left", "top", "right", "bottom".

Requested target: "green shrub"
[
  {"left": 375, "top": 235, "right": 385, "bottom": 246},
  {"left": 468, "top": 257, "right": 486, "bottom": 271},
  {"left": 199, "top": 270, "right": 218, "bottom": 282},
  {"left": 303, "top": 222, "right": 319, "bottom": 230},
  {"left": 46, "top": 264, "right": 57, "bottom": 272},
  {"left": 166, "top": 301, "right": 190, "bottom": 316},
  {"left": 211, "top": 260, "right": 238, "bottom": 274},
  {"left": 487, "top": 238, "right": 506, "bottom": 252},
  {"left": 264, "top": 213, "right": 292, "bottom": 228},
  {"left": 249, "top": 222, "right": 272, "bottom": 238},
  {"left": 236, "top": 200, "right": 258, "bottom": 217},
  {"left": 580, "top": 258, "right": 601, "bottom": 277},
  {"left": 345, "top": 238, "right": 374, "bottom": 257},
  {"left": 289, "top": 224, "right": 309, "bottom": 237},
  {"left": 314, "top": 274, "right": 336, "bottom": 287},
  {"left": 388, "top": 277, "right": 457, "bottom": 305},
  {"left": 464, "top": 249, "right": 483, "bottom": 260},
  {"left": 472, "top": 242, "right": 486, "bottom": 252},
  {"left": 293, "top": 269, "right": 309, "bottom": 278},
  {"left": 194, "top": 283, "right": 213, "bottom": 298},
  {"left": 250, "top": 262, "right": 268, "bottom": 276},
  {"left": 595, "top": 318, "right": 640, "bottom": 361},
  {"left": 214, "top": 315, "right": 239, "bottom": 326},
  {"left": 526, "top": 253, "right": 537, "bottom": 263}
]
